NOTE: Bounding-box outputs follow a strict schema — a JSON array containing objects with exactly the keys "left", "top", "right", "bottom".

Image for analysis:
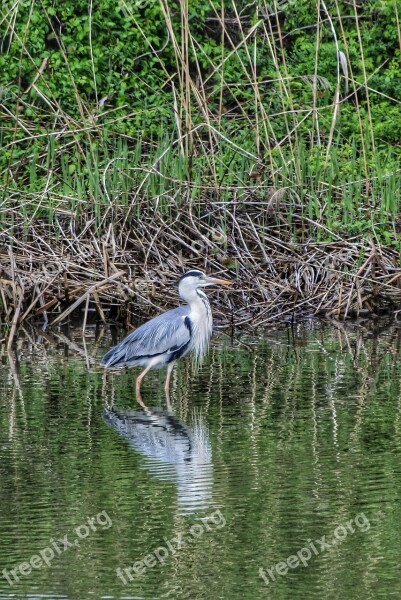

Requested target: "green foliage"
[{"left": 1, "top": 0, "right": 401, "bottom": 240}]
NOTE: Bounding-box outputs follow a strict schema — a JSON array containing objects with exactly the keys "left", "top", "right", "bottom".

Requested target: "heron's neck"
[
  {"left": 181, "top": 288, "right": 213, "bottom": 364},
  {"left": 179, "top": 286, "right": 209, "bottom": 310}
]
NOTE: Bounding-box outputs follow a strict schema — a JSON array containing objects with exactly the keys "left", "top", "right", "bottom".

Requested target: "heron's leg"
[
  {"left": 135, "top": 393, "right": 149, "bottom": 411},
  {"left": 164, "top": 362, "right": 175, "bottom": 404},
  {"left": 136, "top": 364, "right": 153, "bottom": 400}
]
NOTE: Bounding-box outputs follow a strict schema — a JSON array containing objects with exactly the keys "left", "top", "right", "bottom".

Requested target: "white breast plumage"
[{"left": 189, "top": 290, "right": 213, "bottom": 367}]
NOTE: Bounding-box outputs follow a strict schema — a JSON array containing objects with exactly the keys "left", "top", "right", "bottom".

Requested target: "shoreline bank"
[{"left": 2, "top": 208, "right": 401, "bottom": 347}]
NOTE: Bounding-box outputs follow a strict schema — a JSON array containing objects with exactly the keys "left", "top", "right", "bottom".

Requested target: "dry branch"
[{"left": 1, "top": 194, "right": 401, "bottom": 333}]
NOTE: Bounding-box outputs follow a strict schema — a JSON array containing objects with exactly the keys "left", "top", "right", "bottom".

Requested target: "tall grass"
[{"left": 2, "top": 2, "right": 401, "bottom": 234}]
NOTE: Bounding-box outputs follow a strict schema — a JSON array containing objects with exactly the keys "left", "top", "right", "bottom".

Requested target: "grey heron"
[{"left": 101, "top": 270, "right": 231, "bottom": 398}]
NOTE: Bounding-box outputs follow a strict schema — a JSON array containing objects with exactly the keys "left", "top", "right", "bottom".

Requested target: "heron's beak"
[{"left": 203, "top": 276, "right": 232, "bottom": 286}]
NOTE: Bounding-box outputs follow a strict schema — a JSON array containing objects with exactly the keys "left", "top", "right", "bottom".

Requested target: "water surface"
[{"left": 1, "top": 321, "right": 401, "bottom": 599}]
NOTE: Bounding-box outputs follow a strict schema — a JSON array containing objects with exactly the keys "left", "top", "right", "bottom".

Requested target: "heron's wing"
[{"left": 101, "top": 306, "right": 191, "bottom": 367}]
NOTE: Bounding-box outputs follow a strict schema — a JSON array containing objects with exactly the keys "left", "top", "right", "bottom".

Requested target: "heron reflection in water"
[
  {"left": 104, "top": 405, "right": 213, "bottom": 513},
  {"left": 101, "top": 270, "right": 231, "bottom": 400}
]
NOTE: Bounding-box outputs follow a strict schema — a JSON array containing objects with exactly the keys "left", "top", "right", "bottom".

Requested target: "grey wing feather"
[{"left": 101, "top": 306, "right": 191, "bottom": 367}]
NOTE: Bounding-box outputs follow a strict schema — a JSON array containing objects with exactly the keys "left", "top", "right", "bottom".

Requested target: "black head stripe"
[{"left": 178, "top": 270, "right": 204, "bottom": 282}]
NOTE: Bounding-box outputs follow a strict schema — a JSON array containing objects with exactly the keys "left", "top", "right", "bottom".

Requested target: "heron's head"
[{"left": 178, "top": 270, "right": 231, "bottom": 296}]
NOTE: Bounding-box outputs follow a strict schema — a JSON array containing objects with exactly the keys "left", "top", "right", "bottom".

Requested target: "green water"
[{"left": 1, "top": 322, "right": 401, "bottom": 599}]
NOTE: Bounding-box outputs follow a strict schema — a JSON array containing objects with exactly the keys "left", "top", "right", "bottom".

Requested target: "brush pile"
[{"left": 2, "top": 191, "right": 401, "bottom": 348}]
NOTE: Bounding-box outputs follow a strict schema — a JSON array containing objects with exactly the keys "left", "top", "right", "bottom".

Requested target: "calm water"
[{"left": 1, "top": 321, "right": 401, "bottom": 599}]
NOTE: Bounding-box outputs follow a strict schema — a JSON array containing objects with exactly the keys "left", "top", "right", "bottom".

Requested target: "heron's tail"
[{"left": 101, "top": 345, "right": 125, "bottom": 368}]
